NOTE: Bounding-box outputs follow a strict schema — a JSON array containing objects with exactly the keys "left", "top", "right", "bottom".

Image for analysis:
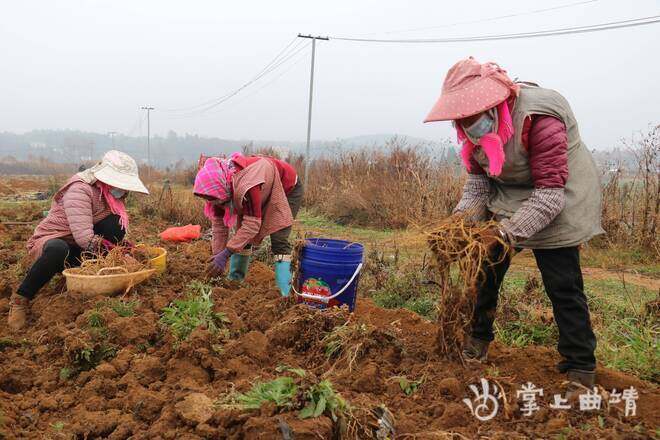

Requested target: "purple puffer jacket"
[{"left": 26, "top": 177, "right": 112, "bottom": 261}]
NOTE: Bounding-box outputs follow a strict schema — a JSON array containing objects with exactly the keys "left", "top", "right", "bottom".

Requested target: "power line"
[
  {"left": 201, "top": 44, "right": 312, "bottom": 116},
  {"left": 126, "top": 111, "right": 145, "bottom": 137},
  {"left": 362, "top": 0, "right": 600, "bottom": 36},
  {"left": 162, "top": 37, "right": 304, "bottom": 113},
  {"left": 330, "top": 15, "right": 660, "bottom": 43},
  {"left": 168, "top": 40, "right": 312, "bottom": 118}
]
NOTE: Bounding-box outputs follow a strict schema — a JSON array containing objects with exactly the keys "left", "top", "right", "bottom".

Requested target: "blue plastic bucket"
[{"left": 296, "top": 238, "right": 364, "bottom": 312}]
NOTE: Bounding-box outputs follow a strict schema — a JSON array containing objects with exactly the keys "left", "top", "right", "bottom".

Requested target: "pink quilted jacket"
[
  {"left": 211, "top": 158, "right": 293, "bottom": 254},
  {"left": 27, "top": 177, "right": 112, "bottom": 261}
]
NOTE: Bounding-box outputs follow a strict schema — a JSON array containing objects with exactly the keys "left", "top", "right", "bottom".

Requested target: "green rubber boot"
[
  {"left": 227, "top": 253, "right": 250, "bottom": 281},
  {"left": 274, "top": 255, "right": 293, "bottom": 297}
]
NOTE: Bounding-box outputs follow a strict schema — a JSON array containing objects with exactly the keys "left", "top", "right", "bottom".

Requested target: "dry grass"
[
  {"left": 304, "top": 141, "right": 462, "bottom": 228},
  {"left": 0, "top": 157, "right": 77, "bottom": 175},
  {"left": 133, "top": 184, "right": 209, "bottom": 228},
  {"left": 600, "top": 125, "right": 659, "bottom": 255}
]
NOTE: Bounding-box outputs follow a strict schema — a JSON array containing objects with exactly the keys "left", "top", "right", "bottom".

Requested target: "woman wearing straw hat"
[
  {"left": 193, "top": 153, "right": 303, "bottom": 297},
  {"left": 425, "top": 58, "right": 604, "bottom": 392},
  {"left": 7, "top": 150, "right": 149, "bottom": 331}
]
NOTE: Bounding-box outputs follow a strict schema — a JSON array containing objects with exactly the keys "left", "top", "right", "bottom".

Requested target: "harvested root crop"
[
  {"left": 69, "top": 246, "right": 150, "bottom": 275},
  {"left": 426, "top": 216, "right": 509, "bottom": 362}
]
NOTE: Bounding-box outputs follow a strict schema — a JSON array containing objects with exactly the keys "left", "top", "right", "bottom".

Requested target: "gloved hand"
[
  {"left": 120, "top": 239, "right": 135, "bottom": 248},
  {"left": 101, "top": 239, "right": 117, "bottom": 252},
  {"left": 206, "top": 248, "right": 232, "bottom": 278},
  {"left": 474, "top": 225, "right": 510, "bottom": 252}
]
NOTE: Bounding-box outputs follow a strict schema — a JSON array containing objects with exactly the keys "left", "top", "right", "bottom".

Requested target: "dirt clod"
[{"left": 175, "top": 393, "right": 215, "bottom": 425}]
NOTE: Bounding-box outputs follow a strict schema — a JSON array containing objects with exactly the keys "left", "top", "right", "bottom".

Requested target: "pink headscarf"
[
  {"left": 97, "top": 182, "right": 129, "bottom": 230},
  {"left": 193, "top": 153, "right": 243, "bottom": 228},
  {"left": 424, "top": 58, "right": 520, "bottom": 176},
  {"left": 456, "top": 100, "right": 514, "bottom": 176}
]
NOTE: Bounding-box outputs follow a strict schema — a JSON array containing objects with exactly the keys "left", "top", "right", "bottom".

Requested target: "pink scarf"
[
  {"left": 193, "top": 153, "right": 244, "bottom": 228},
  {"left": 456, "top": 100, "right": 514, "bottom": 176},
  {"left": 97, "top": 182, "right": 129, "bottom": 230}
]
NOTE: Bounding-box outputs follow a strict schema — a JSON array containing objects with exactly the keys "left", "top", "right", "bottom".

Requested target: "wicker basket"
[{"left": 62, "top": 264, "right": 156, "bottom": 296}]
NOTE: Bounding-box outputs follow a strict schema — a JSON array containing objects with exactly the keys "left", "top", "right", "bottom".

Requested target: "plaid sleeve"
[
  {"left": 500, "top": 188, "right": 565, "bottom": 242},
  {"left": 453, "top": 174, "right": 491, "bottom": 221}
]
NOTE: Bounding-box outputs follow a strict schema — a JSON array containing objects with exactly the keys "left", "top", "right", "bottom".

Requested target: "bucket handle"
[{"left": 292, "top": 263, "right": 363, "bottom": 304}]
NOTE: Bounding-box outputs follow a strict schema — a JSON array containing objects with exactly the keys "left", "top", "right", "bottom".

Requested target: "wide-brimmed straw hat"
[
  {"left": 424, "top": 57, "right": 519, "bottom": 122},
  {"left": 92, "top": 150, "right": 149, "bottom": 194}
]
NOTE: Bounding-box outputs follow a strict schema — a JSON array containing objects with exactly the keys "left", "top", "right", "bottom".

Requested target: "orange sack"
[{"left": 159, "top": 224, "right": 201, "bottom": 242}]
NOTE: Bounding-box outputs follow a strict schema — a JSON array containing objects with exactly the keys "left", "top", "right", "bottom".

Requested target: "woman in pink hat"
[
  {"left": 193, "top": 153, "right": 303, "bottom": 297},
  {"left": 425, "top": 57, "right": 604, "bottom": 392},
  {"left": 7, "top": 150, "right": 149, "bottom": 331}
]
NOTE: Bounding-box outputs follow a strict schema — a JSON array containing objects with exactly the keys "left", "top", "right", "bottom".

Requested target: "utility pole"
[
  {"left": 107, "top": 131, "right": 117, "bottom": 148},
  {"left": 141, "top": 106, "right": 155, "bottom": 167},
  {"left": 297, "top": 34, "right": 328, "bottom": 184}
]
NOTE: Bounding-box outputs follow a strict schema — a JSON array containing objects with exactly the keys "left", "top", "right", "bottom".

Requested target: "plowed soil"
[{"left": 0, "top": 207, "right": 658, "bottom": 439}]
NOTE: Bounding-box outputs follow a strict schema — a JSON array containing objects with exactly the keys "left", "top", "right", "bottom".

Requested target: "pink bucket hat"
[{"left": 424, "top": 57, "right": 520, "bottom": 122}]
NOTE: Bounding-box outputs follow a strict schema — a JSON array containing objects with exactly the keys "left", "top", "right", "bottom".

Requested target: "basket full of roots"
[
  {"left": 62, "top": 246, "right": 157, "bottom": 296},
  {"left": 426, "top": 216, "right": 509, "bottom": 363}
]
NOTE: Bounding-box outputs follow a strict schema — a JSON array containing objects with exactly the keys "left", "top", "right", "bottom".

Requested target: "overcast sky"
[{"left": 1, "top": 0, "right": 659, "bottom": 149}]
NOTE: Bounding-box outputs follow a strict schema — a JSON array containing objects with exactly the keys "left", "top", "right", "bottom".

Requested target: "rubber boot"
[
  {"left": 227, "top": 253, "right": 250, "bottom": 282},
  {"left": 274, "top": 255, "right": 293, "bottom": 297},
  {"left": 462, "top": 336, "right": 490, "bottom": 363},
  {"left": 566, "top": 369, "right": 596, "bottom": 401},
  {"left": 8, "top": 293, "right": 29, "bottom": 332}
]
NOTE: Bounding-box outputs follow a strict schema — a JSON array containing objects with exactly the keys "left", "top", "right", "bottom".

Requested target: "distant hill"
[{"left": 0, "top": 130, "right": 456, "bottom": 167}]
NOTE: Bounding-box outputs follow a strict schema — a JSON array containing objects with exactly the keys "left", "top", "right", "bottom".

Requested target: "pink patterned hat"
[{"left": 424, "top": 57, "right": 519, "bottom": 122}]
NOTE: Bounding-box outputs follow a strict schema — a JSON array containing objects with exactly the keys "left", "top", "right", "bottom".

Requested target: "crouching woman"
[
  {"left": 193, "top": 153, "right": 303, "bottom": 296},
  {"left": 8, "top": 150, "right": 149, "bottom": 331}
]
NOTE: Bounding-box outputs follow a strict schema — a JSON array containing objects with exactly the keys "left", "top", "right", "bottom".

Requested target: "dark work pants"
[
  {"left": 471, "top": 245, "right": 597, "bottom": 372},
  {"left": 270, "top": 180, "right": 304, "bottom": 255},
  {"left": 17, "top": 215, "right": 125, "bottom": 300}
]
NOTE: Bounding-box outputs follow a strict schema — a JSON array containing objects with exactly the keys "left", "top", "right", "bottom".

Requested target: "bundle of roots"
[
  {"left": 70, "top": 246, "right": 150, "bottom": 275},
  {"left": 425, "top": 216, "right": 509, "bottom": 362}
]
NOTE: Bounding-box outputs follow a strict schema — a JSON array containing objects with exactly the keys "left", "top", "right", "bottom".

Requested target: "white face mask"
[
  {"left": 110, "top": 188, "right": 127, "bottom": 199},
  {"left": 463, "top": 112, "right": 495, "bottom": 140}
]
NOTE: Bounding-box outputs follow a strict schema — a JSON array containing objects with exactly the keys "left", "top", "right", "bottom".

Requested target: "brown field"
[{"left": 0, "top": 174, "right": 658, "bottom": 439}]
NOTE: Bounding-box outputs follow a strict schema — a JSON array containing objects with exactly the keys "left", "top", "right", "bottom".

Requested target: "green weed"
[
  {"left": 299, "top": 379, "right": 349, "bottom": 422},
  {"left": 236, "top": 377, "right": 298, "bottom": 410},
  {"left": 50, "top": 421, "right": 65, "bottom": 431},
  {"left": 232, "top": 371, "right": 350, "bottom": 422},
  {"left": 87, "top": 310, "right": 105, "bottom": 329},
  {"left": 392, "top": 376, "right": 424, "bottom": 396},
  {"left": 160, "top": 281, "right": 230, "bottom": 342},
  {"left": 495, "top": 319, "right": 558, "bottom": 347},
  {"left": 276, "top": 364, "right": 306, "bottom": 378},
  {"left": 597, "top": 317, "right": 659, "bottom": 382},
  {"left": 71, "top": 344, "right": 117, "bottom": 371},
  {"left": 59, "top": 367, "right": 72, "bottom": 381},
  {"left": 108, "top": 299, "right": 139, "bottom": 317},
  {"left": 370, "top": 272, "right": 437, "bottom": 320},
  {"left": 0, "top": 338, "right": 20, "bottom": 352}
]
